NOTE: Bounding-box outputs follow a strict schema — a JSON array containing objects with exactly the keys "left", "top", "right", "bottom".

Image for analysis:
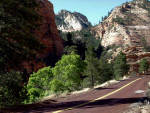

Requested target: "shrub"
[
  {"left": 112, "top": 16, "right": 133, "bottom": 25},
  {"left": 51, "top": 52, "right": 86, "bottom": 93},
  {"left": 139, "top": 59, "right": 149, "bottom": 74},
  {"left": 113, "top": 16, "right": 126, "bottom": 25},
  {"left": 0, "top": 71, "right": 24, "bottom": 108},
  {"left": 26, "top": 66, "right": 53, "bottom": 103},
  {"left": 50, "top": 79, "right": 65, "bottom": 94}
]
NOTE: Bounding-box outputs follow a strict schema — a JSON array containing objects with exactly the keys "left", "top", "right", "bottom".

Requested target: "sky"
[{"left": 50, "top": 0, "right": 133, "bottom": 25}]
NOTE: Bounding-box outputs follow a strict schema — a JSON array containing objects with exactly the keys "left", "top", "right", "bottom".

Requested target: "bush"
[
  {"left": 26, "top": 66, "right": 53, "bottom": 103},
  {"left": 51, "top": 52, "right": 86, "bottom": 93},
  {"left": 113, "top": 16, "right": 126, "bottom": 25},
  {"left": 139, "top": 59, "right": 149, "bottom": 74},
  {"left": 50, "top": 79, "right": 65, "bottom": 94},
  {"left": 0, "top": 71, "right": 24, "bottom": 108},
  {"left": 112, "top": 16, "right": 133, "bottom": 25}
]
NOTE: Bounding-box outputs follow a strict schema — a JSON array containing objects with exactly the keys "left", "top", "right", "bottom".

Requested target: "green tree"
[
  {"left": 139, "top": 58, "right": 149, "bottom": 73},
  {"left": 51, "top": 52, "right": 86, "bottom": 93},
  {"left": 0, "top": 0, "right": 43, "bottom": 72},
  {"left": 99, "top": 56, "right": 113, "bottom": 83},
  {"left": 113, "top": 52, "right": 129, "bottom": 80},
  {"left": 26, "top": 67, "right": 53, "bottom": 103},
  {"left": 64, "top": 45, "right": 78, "bottom": 54},
  {"left": 84, "top": 46, "right": 99, "bottom": 88}
]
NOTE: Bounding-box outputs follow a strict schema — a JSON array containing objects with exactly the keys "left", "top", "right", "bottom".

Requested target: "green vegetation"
[
  {"left": 112, "top": 15, "right": 133, "bottom": 25},
  {"left": 113, "top": 16, "right": 126, "bottom": 25},
  {"left": 139, "top": 58, "right": 149, "bottom": 73},
  {"left": 61, "top": 29, "right": 102, "bottom": 59},
  {"left": 113, "top": 52, "right": 129, "bottom": 80},
  {"left": 51, "top": 52, "right": 86, "bottom": 93},
  {"left": 26, "top": 67, "right": 53, "bottom": 103},
  {"left": 25, "top": 52, "right": 86, "bottom": 102},
  {"left": 99, "top": 54, "right": 113, "bottom": 83},
  {"left": 84, "top": 46, "right": 99, "bottom": 88},
  {"left": 0, "top": 71, "right": 25, "bottom": 108}
]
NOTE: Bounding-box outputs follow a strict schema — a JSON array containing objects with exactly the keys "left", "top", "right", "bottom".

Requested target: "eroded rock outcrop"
[
  {"left": 92, "top": 0, "right": 150, "bottom": 48},
  {"left": 55, "top": 10, "right": 91, "bottom": 32},
  {"left": 22, "top": 0, "right": 63, "bottom": 73},
  {"left": 91, "top": 0, "right": 150, "bottom": 73}
]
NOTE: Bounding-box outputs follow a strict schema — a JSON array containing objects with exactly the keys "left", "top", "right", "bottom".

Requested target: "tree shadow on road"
[
  {"left": 1, "top": 97, "right": 145, "bottom": 113},
  {"left": 94, "top": 87, "right": 115, "bottom": 90}
]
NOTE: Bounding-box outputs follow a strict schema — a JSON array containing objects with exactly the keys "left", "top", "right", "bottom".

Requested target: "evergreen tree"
[
  {"left": 99, "top": 55, "right": 113, "bottom": 83},
  {"left": 64, "top": 45, "right": 78, "bottom": 55},
  {"left": 139, "top": 58, "right": 149, "bottom": 73},
  {"left": 84, "top": 46, "right": 99, "bottom": 88},
  {"left": 113, "top": 52, "right": 129, "bottom": 80}
]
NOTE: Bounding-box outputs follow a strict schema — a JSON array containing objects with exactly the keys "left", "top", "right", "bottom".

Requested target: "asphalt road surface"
[{"left": 2, "top": 76, "right": 150, "bottom": 113}]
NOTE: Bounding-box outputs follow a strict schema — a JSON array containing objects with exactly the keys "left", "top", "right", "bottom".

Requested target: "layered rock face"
[
  {"left": 22, "top": 0, "right": 63, "bottom": 73},
  {"left": 55, "top": 10, "right": 91, "bottom": 32},
  {"left": 91, "top": 0, "right": 150, "bottom": 72},
  {"left": 92, "top": 0, "right": 150, "bottom": 48}
]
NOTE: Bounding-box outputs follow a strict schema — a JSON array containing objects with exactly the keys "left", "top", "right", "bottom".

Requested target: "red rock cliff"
[
  {"left": 36, "top": 0, "right": 63, "bottom": 57},
  {"left": 22, "top": 0, "right": 63, "bottom": 73}
]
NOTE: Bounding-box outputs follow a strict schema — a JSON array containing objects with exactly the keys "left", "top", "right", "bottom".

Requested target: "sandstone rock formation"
[
  {"left": 92, "top": 0, "right": 150, "bottom": 48},
  {"left": 91, "top": 0, "right": 150, "bottom": 73},
  {"left": 22, "top": 0, "right": 63, "bottom": 73},
  {"left": 55, "top": 10, "right": 91, "bottom": 32}
]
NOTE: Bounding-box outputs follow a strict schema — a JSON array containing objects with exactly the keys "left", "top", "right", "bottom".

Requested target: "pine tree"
[
  {"left": 99, "top": 56, "right": 113, "bottom": 83},
  {"left": 113, "top": 52, "right": 129, "bottom": 80},
  {"left": 84, "top": 46, "right": 99, "bottom": 88},
  {"left": 139, "top": 58, "right": 149, "bottom": 74}
]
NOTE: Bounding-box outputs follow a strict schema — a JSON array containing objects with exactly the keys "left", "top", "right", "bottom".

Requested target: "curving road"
[{"left": 2, "top": 76, "right": 150, "bottom": 113}]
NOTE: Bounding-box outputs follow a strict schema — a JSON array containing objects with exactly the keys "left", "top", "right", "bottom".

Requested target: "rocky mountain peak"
[
  {"left": 92, "top": 0, "right": 150, "bottom": 50},
  {"left": 55, "top": 10, "right": 91, "bottom": 32}
]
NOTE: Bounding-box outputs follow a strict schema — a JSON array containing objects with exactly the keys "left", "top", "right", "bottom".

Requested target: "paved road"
[{"left": 2, "top": 76, "right": 150, "bottom": 113}]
